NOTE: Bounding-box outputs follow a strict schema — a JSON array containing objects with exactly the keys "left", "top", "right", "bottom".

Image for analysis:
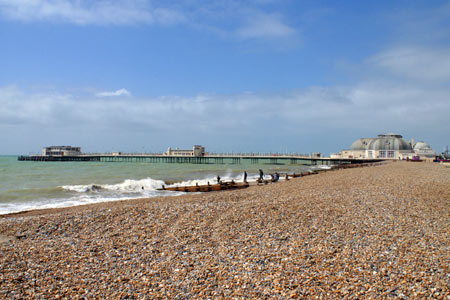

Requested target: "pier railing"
[{"left": 18, "top": 152, "right": 383, "bottom": 166}]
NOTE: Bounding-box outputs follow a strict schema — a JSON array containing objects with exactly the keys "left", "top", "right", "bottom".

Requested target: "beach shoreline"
[
  {"left": 0, "top": 163, "right": 375, "bottom": 219},
  {"left": 1, "top": 161, "right": 449, "bottom": 298},
  {"left": 0, "top": 154, "right": 323, "bottom": 216}
]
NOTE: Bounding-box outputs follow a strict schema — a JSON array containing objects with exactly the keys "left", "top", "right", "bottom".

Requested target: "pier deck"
[{"left": 17, "top": 154, "right": 382, "bottom": 166}]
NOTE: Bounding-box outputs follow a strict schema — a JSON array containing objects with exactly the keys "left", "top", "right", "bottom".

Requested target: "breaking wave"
[{"left": 62, "top": 177, "right": 166, "bottom": 193}]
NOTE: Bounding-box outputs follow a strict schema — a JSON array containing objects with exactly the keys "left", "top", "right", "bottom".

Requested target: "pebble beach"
[{"left": 1, "top": 161, "right": 449, "bottom": 299}]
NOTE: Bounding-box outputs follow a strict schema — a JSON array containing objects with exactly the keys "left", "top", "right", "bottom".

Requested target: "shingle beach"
[{"left": 1, "top": 161, "right": 449, "bottom": 299}]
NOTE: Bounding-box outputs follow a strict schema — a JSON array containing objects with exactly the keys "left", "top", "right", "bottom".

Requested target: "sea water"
[{"left": 0, "top": 155, "right": 318, "bottom": 215}]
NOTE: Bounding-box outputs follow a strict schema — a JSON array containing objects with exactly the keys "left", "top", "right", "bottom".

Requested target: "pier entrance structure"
[
  {"left": 42, "top": 146, "right": 81, "bottom": 156},
  {"left": 164, "top": 145, "right": 205, "bottom": 157}
]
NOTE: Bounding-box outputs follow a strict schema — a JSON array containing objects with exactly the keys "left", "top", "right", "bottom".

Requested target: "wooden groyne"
[
  {"left": 158, "top": 162, "right": 386, "bottom": 193},
  {"left": 159, "top": 182, "right": 250, "bottom": 193}
]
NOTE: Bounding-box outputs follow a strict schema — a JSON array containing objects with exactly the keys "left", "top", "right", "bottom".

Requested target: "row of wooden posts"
[{"left": 159, "top": 162, "right": 386, "bottom": 193}]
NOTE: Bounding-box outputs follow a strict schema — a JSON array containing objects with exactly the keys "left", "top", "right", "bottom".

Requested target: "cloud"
[
  {"left": 0, "top": 0, "right": 184, "bottom": 25},
  {"left": 236, "top": 12, "right": 295, "bottom": 39},
  {"left": 1, "top": 79, "right": 448, "bottom": 141},
  {"left": 369, "top": 46, "right": 450, "bottom": 83},
  {"left": 0, "top": 0, "right": 299, "bottom": 45},
  {"left": 96, "top": 88, "right": 131, "bottom": 97}
]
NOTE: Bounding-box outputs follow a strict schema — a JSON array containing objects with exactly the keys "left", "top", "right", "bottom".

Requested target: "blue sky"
[{"left": 1, "top": 0, "right": 449, "bottom": 155}]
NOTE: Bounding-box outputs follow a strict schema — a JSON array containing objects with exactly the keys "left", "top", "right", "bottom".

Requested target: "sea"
[{"left": 0, "top": 155, "right": 320, "bottom": 215}]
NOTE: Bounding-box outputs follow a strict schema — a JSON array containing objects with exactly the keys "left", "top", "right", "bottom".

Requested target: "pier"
[{"left": 17, "top": 153, "right": 383, "bottom": 166}]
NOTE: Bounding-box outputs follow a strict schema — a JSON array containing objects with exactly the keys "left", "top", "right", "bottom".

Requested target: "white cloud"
[
  {"left": 0, "top": 0, "right": 298, "bottom": 44},
  {"left": 369, "top": 46, "right": 450, "bottom": 83},
  {"left": 96, "top": 88, "right": 131, "bottom": 97},
  {"left": 1, "top": 80, "right": 448, "bottom": 138},
  {"left": 0, "top": 0, "right": 184, "bottom": 25},
  {"left": 237, "top": 12, "right": 295, "bottom": 39}
]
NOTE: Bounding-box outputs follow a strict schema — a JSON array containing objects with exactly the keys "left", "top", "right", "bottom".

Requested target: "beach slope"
[{"left": 1, "top": 162, "right": 449, "bottom": 298}]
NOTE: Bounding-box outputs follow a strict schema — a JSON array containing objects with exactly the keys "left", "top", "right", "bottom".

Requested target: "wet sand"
[{"left": 1, "top": 161, "right": 449, "bottom": 299}]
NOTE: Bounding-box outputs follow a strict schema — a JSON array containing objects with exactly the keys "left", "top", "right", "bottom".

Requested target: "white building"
[
  {"left": 164, "top": 145, "right": 205, "bottom": 157},
  {"left": 335, "top": 133, "right": 437, "bottom": 160},
  {"left": 413, "top": 141, "right": 436, "bottom": 158},
  {"left": 338, "top": 134, "right": 415, "bottom": 159},
  {"left": 42, "top": 146, "right": 81, "bottom": 156}
]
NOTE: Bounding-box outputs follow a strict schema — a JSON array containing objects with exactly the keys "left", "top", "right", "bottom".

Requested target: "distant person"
[
  {"left": 243, "top": 171, "right": 248, "bottom": 183},
  {"left": 273, "top": 172, "right": 279, "bottom": 182},
  {"left": 259, "top": 169, "right": 264, "bottom": 182},
  {"left": 217, "top": 175, "right": 221, "bottom": 184}
]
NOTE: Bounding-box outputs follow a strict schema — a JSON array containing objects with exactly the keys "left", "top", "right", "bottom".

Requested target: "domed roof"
[
  {"left": 368, "top": 136, "right": 412, "bottom": 151},
  {"left": 414, "top": 141, "right": 431, "bottom": 150},
  {"left": 349, "top": 133, "right": 413, "bottom": 152},
  {"left": 350, "top": 138, "right": 375, "bottom": 150}
]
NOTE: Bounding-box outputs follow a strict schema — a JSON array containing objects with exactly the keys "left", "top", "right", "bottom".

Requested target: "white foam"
[
  {"left": 62, "top": 177, "right": 166, "bottom": 193},
  {"left": 0, "top": 177, "right": 182, "bottom": 215},
  {"left": 316, "top": 165, "right": 332, "bottom": 170},
  {"left": 0, "top": 189, "right": 185, "bottom": 215}
]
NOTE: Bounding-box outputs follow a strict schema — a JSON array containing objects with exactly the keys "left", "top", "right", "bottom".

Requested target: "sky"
[{"left": 0, "top": 0, "right": 449, "bottom": 155}]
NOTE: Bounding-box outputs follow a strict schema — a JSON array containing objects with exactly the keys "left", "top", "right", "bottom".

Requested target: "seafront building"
[
  {"left": 332, "top": 133, "right": 435, "bottom": 160},
  {"left": 42, "top": 146, "right": 81, "bottom": 156},
  {"left": 164, "top": 145, "right": 205, "bottom": 157},
  {"left": 413, "top": 141, "right": 436, "bottom": 158}
]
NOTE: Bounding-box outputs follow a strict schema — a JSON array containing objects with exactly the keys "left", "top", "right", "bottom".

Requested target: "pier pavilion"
[{"left": 336, "top": 133, "right": 416, "bottom": 160}]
